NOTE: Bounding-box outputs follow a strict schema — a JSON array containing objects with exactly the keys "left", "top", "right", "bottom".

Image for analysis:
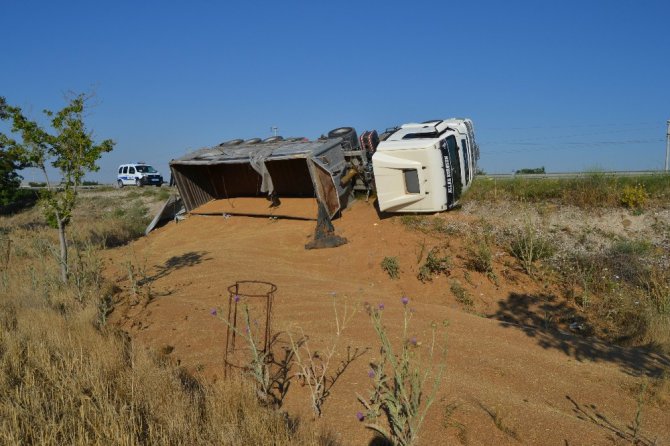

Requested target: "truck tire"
[
  {"left": 135, "top": 178, "right": 143, "bottom": 187},
  {"left": 328, "top": 127, "right": 359, "bottom": 150},
  {"left": 220, "top": 139, "right": 244, "bottom": 146},
  {"left": 117, "top": 179, "right": 124, "bottom": 189},
  {"left": 263, "top": 136, "right": 284, "bottom": 143}
]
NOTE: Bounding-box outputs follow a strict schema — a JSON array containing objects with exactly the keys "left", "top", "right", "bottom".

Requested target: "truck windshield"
[{"left": 136, "top": 166, "right": 157, "bottom": 173}]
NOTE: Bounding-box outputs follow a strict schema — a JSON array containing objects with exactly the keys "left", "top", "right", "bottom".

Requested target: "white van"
[
  {"left": 117, "top": 163, "right": 164, "bottom": 187},
  {"left": 372, "top": 119, "right": 479, "bottom": 212}
]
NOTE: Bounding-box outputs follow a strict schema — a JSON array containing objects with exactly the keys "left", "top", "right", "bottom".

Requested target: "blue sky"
[{"left": 2, "top": 0, "right": 669, "bottom": 181}]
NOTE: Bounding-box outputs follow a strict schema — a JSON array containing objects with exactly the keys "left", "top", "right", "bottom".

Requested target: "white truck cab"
[
  {"left": 372, "top": 119, "right": 479, "bottom": 213},
  {"left": 117, "top": 163, "right": 164, "bottom": 187}
]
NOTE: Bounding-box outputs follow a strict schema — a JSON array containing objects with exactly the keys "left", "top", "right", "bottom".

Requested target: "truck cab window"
[{"left": 403, "top": 169, "right": 420, "bottom": 194}]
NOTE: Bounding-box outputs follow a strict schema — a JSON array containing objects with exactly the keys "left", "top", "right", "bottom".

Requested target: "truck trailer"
[{"left": 168, "top": 118, "right": 479, "bottom": 220}]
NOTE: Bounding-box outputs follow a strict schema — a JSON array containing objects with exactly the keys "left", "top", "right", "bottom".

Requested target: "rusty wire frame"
[{"left": 223, "top": 280, "right": 277, "bottom": 376}]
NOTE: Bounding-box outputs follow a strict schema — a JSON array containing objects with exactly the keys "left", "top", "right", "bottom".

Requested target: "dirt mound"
[{"left": 107, "top": 199, "right": 669, "bottom": 445}]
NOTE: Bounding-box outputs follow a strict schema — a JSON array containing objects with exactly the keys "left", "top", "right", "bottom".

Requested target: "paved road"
[{"left": 480, "top": 170, "right": 667, "bottom": 180}]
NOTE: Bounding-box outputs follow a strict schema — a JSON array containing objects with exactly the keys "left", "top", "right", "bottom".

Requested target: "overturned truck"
[{"left": 168, "top": 119, "right": 479, "bottom": 245}]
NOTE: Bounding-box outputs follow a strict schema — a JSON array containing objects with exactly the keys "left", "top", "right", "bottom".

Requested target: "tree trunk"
[{"left": 57, "top": 216, "right": 68, "bottom": 284}]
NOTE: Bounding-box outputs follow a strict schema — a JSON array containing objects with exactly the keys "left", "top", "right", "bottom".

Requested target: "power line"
[{"left": 483, "top": 140, "right": 663, "bottom": 155}]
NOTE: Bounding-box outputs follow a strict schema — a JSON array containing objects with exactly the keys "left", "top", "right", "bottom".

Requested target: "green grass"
[{"left": 463, "top": 174, "right": 670, "bottom": 208}]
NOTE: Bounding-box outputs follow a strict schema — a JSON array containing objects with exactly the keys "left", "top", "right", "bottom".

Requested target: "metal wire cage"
[{"left": 223, "top": 280, "right": 277, "bottom": 376}]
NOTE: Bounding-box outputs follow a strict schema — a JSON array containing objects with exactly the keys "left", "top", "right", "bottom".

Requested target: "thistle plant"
[
  {"left": 358, "top": 297, "right": 447, "bottom": 446},
  {"left": 217, "top": 303, "right": 275, "bottom": 404},
  {"left": 288, "top": 296, "right": 363, "bottom": 417}
]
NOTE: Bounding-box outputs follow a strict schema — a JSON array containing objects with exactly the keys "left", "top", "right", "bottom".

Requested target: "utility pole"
[
  {"left": 666, "top": 120, "right": 670, "bottom": 172},
  {"left": 271, "top": 126, "right": 278, "bottom": 137}
]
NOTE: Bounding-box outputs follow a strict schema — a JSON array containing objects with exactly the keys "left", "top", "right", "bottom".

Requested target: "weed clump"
[
  {"left": 450, "top": 280, "right": 473, "bottom": 309},
  {"left": 509, "top": 225, "right": 554, "bottom": 275},
  {"left": 381, "top": 256, "right": 400, "bottom": 279},
  {"left": 418, "top": 248, "right": 451, "bottom": 282}
]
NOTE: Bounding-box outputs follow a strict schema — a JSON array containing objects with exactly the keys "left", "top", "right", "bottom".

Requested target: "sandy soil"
[{"left": 107, "top": 199, "right": 669, "bottom": 445}]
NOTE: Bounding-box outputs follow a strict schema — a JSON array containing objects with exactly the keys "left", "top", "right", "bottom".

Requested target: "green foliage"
[
  {"left": 0, "top": 101, "right": 27, "bottom": 206},
  {"left": 417, "top": 248, "right": 451, "bottom": 282},
  {"left": 0, "top": 93, "right": 115, "bottom": 283},
  {"left": 358, "top": 303, "right": 447, "bottom": 446},
  {"left": 515, "top": 167, "right": 545, "bottom": 174},
  {"left": 381, "top": 256, "right": 400, "bottom": 279}
]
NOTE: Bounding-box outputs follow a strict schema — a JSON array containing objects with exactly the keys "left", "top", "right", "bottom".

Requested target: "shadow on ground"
[
  {"left": 141, "top": 251, "right": 211, "bottom": 285},
  {"left": 490, "top": 292, "right": 670, "bottom": 378},
  {"left": 565, "top": 394, "right": 658, "bottom": 445}
]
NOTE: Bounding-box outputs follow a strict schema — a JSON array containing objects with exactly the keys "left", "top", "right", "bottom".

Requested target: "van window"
[
  {"left": 461, "top": 139, "right": 470, "bottom": 182},
  {"left": 129, "top": 167, "right": 136, "bottom": 174},
  {"left": 403, "top": 169, "right": 420, "bottom": 194},
  {"left": 118, "top": 167, "right": 122, "bottom": 174},
  {"left": 122, "top": 166, "right": 128, "bottom": 174}
]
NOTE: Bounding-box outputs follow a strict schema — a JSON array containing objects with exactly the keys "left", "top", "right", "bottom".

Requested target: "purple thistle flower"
[
  {"left": 233, "top": 295, "right": 240, "bottom": 303},
  {"left": 210, "top": 308, "right": 217, "bottom": 316},
  {"left": 401, "top": 296, "right": 409, "bottom": 305},
  {"left": 368, "top": 369, "right": 375, "bottom": 378},
  {"left": 409, "top": 336, "right": 418, "bottom": 346},
  {"left": 378, "top": 303, "right": 385, "bottom": 310},
  {"left": 356, "top": 411, "right": 365, "bottom": 422}
]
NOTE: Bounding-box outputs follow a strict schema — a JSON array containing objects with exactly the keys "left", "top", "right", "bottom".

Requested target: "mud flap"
[{"left": 305, "top": 203, "right": 347, "bottom": 250}]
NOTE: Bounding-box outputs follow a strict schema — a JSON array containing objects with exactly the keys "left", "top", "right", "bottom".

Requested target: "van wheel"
[
  {"left": 135, "top": 178, "right": 142, "bottom": 187},
  {"left": 117, "top": 180, "right": 123, "bottom": 188},
  {"left": 327, "top": 127, "right": 359, "bottom": 150}
]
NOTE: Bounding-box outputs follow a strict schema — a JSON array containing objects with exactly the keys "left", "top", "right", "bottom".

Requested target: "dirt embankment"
[{"left": 107, "top": 199, "right": 670, "bottom": 445}]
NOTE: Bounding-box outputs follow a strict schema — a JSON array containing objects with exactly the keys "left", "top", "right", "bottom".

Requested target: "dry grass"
[{"left": 0, "top": 190, "right": 325, "bottom": 446}]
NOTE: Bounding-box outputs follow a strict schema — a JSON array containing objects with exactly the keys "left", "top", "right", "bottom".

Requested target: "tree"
[
  {"left": 0, "top": 94, "right": 114, "bottom": 283},
  {"left": 0, "top": 97, "right": 26, "bottom": 206}
]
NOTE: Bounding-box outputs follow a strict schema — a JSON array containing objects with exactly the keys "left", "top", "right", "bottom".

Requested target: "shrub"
[
  {"left": 381, "top": 256, "right": 400, "bottom": 279},
  {"left": 620, "top": 184, "right": 648, "bottom": 210}
]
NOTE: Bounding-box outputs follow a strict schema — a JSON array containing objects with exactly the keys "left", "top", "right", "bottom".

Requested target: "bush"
[{"left": 620, "top": 184, "right": 648, "bottom": 210}]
